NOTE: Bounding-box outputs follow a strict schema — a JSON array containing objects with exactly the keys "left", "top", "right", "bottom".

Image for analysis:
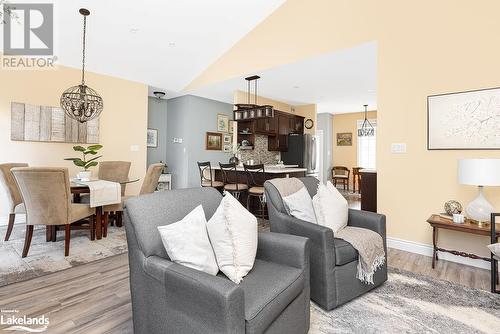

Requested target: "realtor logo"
[{"left": 3, "top": 3, "right": 53, "bottom": 55}]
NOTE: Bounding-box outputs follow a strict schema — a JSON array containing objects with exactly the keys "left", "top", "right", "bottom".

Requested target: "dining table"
[{"left": 69, "top": 178, "right": 139, "bottom": 240}]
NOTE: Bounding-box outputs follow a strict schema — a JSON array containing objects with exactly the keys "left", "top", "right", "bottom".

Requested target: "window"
[{"left": 357, "top": 119, "right": 376, "bottom": 169}]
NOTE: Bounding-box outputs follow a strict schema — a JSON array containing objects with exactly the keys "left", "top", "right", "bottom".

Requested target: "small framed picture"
[
  {"left": 206, "top": 132, "right": 222, "bottom": 150},
  {"left": 217, "top": 114, "right": 229, "bottom": 132},
  {"left": 336, "top": 132, "right": 352, "bottom": 146},
  {"left": 223, "top": 133, "right": 232, "bottom": 144},
  {"left": 147, "top": 128, "right": 158, "bottom": 148},
  {"left": 229, "top": 120, "right": 235, "bottom": 133},
  {"left": 223, "top": 144, "right": 232, "bottom": 153}
]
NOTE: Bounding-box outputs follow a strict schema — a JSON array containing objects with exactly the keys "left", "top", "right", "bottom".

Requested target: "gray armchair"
[
  {"left": 264, "top": 177, "right": 387, "bottom": 310},
  {"left": 124, "top": 187, "right": 311, "bottom": 334}
]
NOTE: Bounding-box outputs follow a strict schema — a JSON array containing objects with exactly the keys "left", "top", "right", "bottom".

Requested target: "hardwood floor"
[{"left": 0, "top": 248, "right": 495, "bottom": 333}]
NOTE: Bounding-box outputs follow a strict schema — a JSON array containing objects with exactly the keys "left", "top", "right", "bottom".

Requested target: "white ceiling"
[
  {"left": 185, "top": 42, "right": 377, "bottom": 114},
  {"left": 23, "top": 0, "right": 285, "bottom": 92}
]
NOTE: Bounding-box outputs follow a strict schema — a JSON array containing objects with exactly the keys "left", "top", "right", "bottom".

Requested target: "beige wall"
[
  {"left": 332, "top": 111, "right": 377, "bottom": 187},
  {"left": 234, "top": 90, "right": 317, "bottom": 134},
  {"left": 0, "top": 65, "right": 148, "bottom": 214},
  {"left": 188, "top": 0, "right": 500, "bottom": 257}
]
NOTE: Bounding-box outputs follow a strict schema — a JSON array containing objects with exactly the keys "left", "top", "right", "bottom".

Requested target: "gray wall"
[
  {"left": 317, "top": 113, "right": 333, "bottom": 183},
  {"left": 147, "top": 97, "right": 168, "bottom": 167},
  {"left": 166, "top": 95, "right": 233, "bottom": 189}
]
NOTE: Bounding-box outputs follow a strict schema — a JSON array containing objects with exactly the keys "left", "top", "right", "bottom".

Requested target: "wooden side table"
[{"left": 427, "top": 214, "right": 500, "bottom": 270}]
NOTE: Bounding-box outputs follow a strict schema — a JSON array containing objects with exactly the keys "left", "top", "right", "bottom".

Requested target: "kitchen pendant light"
[
  {"left": 234, "top": 75, "right": 273, "bottom": 120},
  {"left": 60, "top": 8, "right": 103, "bottom": 123},
  {"left": 358, "top": 104, "right": 374, "bottom": 137}
]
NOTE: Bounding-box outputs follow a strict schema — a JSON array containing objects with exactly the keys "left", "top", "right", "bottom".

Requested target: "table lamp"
[{"left": 458, "top": 159, "right": 500, "bottom": 223}]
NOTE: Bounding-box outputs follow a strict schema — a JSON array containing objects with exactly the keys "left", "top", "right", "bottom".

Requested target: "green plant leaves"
[
  {"left": 84, "top": 161, "right": 98, "bottom": 170},
  {"left": 85, "top": 155, "right": 102, "bottom": 164},
  {"left": 73, "top": 145, "right": 86, "bottom": 152},
  {"left": 87, "top": 144, "right": 103, "bottom": 151}
]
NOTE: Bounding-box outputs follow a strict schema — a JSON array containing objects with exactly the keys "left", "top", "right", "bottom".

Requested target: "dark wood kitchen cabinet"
[{"left": 255, "top": 117, "right": 277, "bottom": 135}]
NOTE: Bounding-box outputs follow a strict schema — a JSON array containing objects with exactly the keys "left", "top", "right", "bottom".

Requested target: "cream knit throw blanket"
[
  {"left": 336, "top": 226, "right": 385, "bottom": 284},
  {"left": 269, "top": 177, "right": 385, "bottom": 284}
]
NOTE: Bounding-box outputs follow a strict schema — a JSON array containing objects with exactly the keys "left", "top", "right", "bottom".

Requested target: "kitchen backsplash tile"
[{"left": 239, "top": 135, "right": 280, "bottom": 165}]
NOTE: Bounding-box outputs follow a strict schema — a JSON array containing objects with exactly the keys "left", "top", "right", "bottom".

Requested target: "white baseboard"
[{"left": 387, "top": 237, "right": 492, "bottom": 270}]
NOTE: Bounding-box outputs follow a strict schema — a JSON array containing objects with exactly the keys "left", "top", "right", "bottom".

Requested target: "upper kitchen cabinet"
[{"left": 255, "top": 116, "right": 277, "bottom": 135}]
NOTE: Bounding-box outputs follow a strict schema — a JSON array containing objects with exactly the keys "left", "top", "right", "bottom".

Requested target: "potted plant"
[
  {"left": 228, "top": 144, "right": 241, "bottom": 165},
  {"left": 65, "top": 144, "right": 103, "bottom": 181}
]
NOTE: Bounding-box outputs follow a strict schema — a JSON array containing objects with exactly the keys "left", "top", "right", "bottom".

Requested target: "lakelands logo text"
[
  {"left": 1, "top": 1, "right": 57, "bottom": 69},
  {"left": 1, "top": 309, "right": 49, "bottom": 333}
]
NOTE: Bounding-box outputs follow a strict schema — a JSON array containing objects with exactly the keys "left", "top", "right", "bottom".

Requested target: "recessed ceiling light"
[
  {"left": 293, "top": 86, "right": 300, "bottom": 89},
  {"left": 168, "top": 42, "right": 176, "bottom": 47},
  {"left": 129, "top": 28, "right": 139, "bottom": 34},
  {"left": 367, "top": 89, "right": 376, "bottom": 93}
]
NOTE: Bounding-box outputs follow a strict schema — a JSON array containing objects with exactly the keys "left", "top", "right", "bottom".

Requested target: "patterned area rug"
[
  {"left": 310, "top": 268, "right": 500, "bottom": 334},
  {"left": 0, "top": 215, "right": 127, "bottom": 287}
]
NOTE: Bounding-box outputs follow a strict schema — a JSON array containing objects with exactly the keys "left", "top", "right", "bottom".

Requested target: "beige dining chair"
[
  {"left": 11, "top": 167, "right": 96, "bottom": 257},
  {"left": 0, "top": 163, "right": 28, "bottom": 241},
  {"left": 99, "top": 161, "right": 132, "bottom": 196},
  {"left": 102, "top": 163, "right": 164, "bottom": 236}
]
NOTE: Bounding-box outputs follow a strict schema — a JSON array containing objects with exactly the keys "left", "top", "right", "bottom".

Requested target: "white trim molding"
[{"left": 387, "top": 237, "right": 491, "bottom": 270}]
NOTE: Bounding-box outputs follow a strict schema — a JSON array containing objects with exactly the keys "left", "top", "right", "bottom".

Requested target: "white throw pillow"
[
  {"left": 312, "top": 181, "right": 348, "bottom": 233},
  {"left": 488, "top": 243, "right": 500, "bottom": 258},
  {"left": 207, "top": 192, "right": 258, "bottom": 284},
  {"left": 283, "top": 186, "right": 317, "bottom": 223},
  {"left": 157, "top": 205, "right": 218, "bottom": 275}
]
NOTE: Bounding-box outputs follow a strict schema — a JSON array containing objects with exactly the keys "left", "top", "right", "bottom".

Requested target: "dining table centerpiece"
[{"left": 65, "top": 144, "right": 103, "bottom": 181}]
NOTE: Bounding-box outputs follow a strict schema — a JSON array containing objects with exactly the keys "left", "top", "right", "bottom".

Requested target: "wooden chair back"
[
  {"left": 219, "top": 162, "right": 244, "bottom": 190},
  {"left": 197, "top": 161, "right": 214, "bottom": 187},
  {"left": 243, "top": 164, "right": 265, "bottom": 188}
]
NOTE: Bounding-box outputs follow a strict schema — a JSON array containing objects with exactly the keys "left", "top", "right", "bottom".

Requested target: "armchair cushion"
[
  {"left": 237, "top": 259, "right": 305, "bottom": 334},
  {"left": 334, "top": 238, "right": 358, "bottom": 266},
  {"left": 313, "top": 182, "right": 348, "bottom": 233}
]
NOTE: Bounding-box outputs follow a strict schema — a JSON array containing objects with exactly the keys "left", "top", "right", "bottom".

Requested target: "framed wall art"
[
  {"left": 206, "top": 132, "right": 222, "bottom": 151},
  {"left": 428, "top": 87, "right": 500, "bottom": 150},
  {"left": 336, "top": 132, "right": 352, "bottom": 146},
  {"left": 217, "top": 114, "right": 229, "bottom": 132},
  {"left": 147, "top": 128, "right": 158, "bottom": 148}
]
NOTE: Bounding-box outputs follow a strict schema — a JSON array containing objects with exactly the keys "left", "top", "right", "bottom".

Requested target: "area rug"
[
  {"left": 0, "top": 215, "right": 128, "bottom": 287},
  {"left": 310, "top": 268, "right": 500, "bottom": 334}
]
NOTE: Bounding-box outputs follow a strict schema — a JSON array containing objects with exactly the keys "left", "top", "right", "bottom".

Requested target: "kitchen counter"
[{"left": 212, "top": 165, "right": 307, "bottom": 174}]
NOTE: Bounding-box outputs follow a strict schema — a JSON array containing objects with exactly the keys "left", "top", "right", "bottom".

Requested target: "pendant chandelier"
[
  {"left": 233, "top": 75, "right": 273, "bottom": 120},
  {"left": 60, "top": 8, "right": 103, "bottom": 123},
  {"left": 358, "top": 104, "right": 374, "bottom": 137}
]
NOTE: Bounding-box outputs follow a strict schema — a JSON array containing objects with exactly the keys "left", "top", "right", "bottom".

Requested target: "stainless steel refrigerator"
[{"left": 281, "top": 133, "right": 320, "bottom": 177}]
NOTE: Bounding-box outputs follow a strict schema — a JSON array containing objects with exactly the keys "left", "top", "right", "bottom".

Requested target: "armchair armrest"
[
  {"left": 144, "top": 256, "right": 245, "bottom": 334},
  {"left": 256, "top": 232, "right": 309, "bottom": 270},
  {"left": 347, "top": 209, "right": 386, "bottom": 241}
]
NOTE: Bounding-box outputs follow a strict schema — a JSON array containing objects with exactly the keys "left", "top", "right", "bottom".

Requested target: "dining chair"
[
  {"left": 197, "top": 161, "right": 223, "bottom": 189},
  {"left": 11, "top": 167, "right": 95, "bottom": 257},
  {"left": 219, "top": 162, "right": 248, "bottom": 200},
  {"left": 0, "top": 163, "right": 28, "bottom": 241},
  {"left": 332, "top": 166, "right": 350, "bottom": 191},
  {"left": 244, "top": 164, "right": 267, "bottom": 219},
  {"left": 352, "top": 167, "right": 362, "bottom": 194},
  {"left": 102, "top": 163, "right": 164, "bottom": 237},
  {"left": 98, "top": 161, "right": 131, "bottom": 227}
]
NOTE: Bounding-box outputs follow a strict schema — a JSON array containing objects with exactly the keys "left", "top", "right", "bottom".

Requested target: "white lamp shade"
[{"left": 458, "top": 159, "right": 500, "bottom": 186}]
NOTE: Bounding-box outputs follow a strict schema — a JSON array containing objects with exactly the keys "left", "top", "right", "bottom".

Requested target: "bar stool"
[
  {"left": 244, "top": 164, "right": 267, "bottom": 219},
  {"left": 219, "top": 162, "right": 248, "bottom": 200},
  {"left": 197, "top": 161, "right": 224, "bottom": 190}
]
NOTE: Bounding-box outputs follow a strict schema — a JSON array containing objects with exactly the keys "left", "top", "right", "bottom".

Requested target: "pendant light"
[
  {"left": 60, "top": 8, "right": 103, "bottom": 123},
  {"left": 234, "top": 75, "right": 273, "bottom": 120},
  {"left": 358, "top": 104, "right": 374, "bottom": 137}
]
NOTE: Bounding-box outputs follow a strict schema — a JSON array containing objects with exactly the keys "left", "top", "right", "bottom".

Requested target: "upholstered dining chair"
[
  {"left": 332, "top": 166, "right": 350, "bottom": 191},
  {"left": 244, "top": 164, "right": 267, "bottom": 218},
  {"left": 197, "top": 161, "right": 223, "bottom": 190},
  {"left": 0, "top": 163, "right": 28, "bottom": 241},
  {"left": 99, "top": 161, "right": 132, "bottom": 196},
  {"left": 11, "top": 167, "right": 95, "bottom": 257},
  {"left": 102, "top": 163, "right": 164, "bottom": 237},
  {"left": 219, "top": 162, "right": 248, "bottom": 200}
]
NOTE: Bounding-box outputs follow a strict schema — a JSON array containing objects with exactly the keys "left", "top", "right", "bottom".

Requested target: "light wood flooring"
[{"left": 0, "top": 248, "right": 495, "bottom": 333}]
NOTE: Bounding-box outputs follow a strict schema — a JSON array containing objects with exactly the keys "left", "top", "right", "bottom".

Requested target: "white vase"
[{"left": 78, "top": 170, "right": 92, "bottom": 181}]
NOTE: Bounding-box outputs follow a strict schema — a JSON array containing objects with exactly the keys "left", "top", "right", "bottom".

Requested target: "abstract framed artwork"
[
  {"left": 147, "top": 128, "right": 158, "bottom": 148},
  {"left": 336, "top": 132, "right": 352, "bottom": 146},
  {"left": 206, "top": 132, "right": 222, "bottom": 151},
  {"left": 217, "top": 114, "right": 229, "bottom": 132},
  {"left": 427, "top": 87, "right": 500, "bottom": 150},
  {"left": 10, "top": 102, "right": 99, "bottom": 143}
]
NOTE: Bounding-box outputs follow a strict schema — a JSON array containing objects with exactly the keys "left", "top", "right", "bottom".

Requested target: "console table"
[{"left": 427, "top": 214, "right": 500, "bottom": 269}]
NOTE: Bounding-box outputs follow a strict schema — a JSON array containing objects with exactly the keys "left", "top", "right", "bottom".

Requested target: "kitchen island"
[{"left": 211, "top": 164, "right": 307, "bottom": 185}]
